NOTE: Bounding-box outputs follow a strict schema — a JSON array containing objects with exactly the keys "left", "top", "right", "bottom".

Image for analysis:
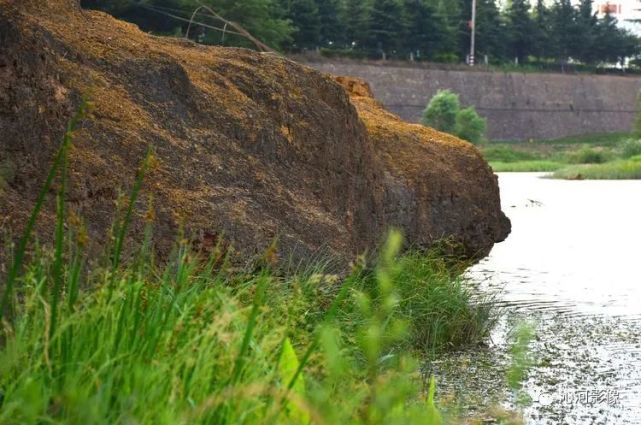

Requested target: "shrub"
[
  {"left": 422, "top": 90, "right": 487, "bottom": 144},
  {"left": 634, "top": 91, "right": 641, "bottom": 137},
  {"left": 621, "top": 139, "right": 641, "bottom": 158},
  {"left": 566, "top": 147, "right": 609, "bottom": 164},
  {"left": 455, "top": 106, "right": 487, "bottom": 145},
  {"left": 481, "top": 146, "right": 541, "bottom": 163},
  {"left": 422, "top": 89, "right": 460, "bottom": 134}
]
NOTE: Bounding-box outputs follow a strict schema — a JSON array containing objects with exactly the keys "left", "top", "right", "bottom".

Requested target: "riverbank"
[
  {"left": 466, "top": 172, "right": 641, "bottom": 424},
  {"left": 482, "top": 133, "right": 641, "bottom": 179},
  {"left": 0, "top": 219, "right": 526, "bottom": 424}
]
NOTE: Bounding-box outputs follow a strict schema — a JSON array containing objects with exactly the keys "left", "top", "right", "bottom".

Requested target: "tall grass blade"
[
  {"left": 278, "top": 337, "right": 309, "bottom": 424},
  {"left": 1, "top": 102, "right": 87, "bottom": 327},
  {"left": 108, "top": 147, "right": 153, "bottom": 300}
]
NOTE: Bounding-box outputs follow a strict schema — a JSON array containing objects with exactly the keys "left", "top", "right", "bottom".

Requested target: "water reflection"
[
  {"left": 472, "top": 172, "right": 641, "bottom": 319},
  {"left": 463, "top": 172, "right": 641, "bottom": 424}
]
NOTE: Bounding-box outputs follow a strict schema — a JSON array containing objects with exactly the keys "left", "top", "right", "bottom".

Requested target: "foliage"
[
  {"left": 0, "top": 111, "right": 510, "bottom": 424},
  {"left": 80, "top": 0, "right": 641, "bottom": 66},
  {"left": 282, "top": 0, "right": 321, "bottom": 50},
  {"left": 505, "top": 0, "right": 535, "bottom": 64},
  {"left": 482, "top": 133, "right": 638, "bottom": 173},
  {"left": 634, "top": 90, "right": 641, "bottom": 137},
  {"left": 422, "top": 89, "right": 460, "bottom": 134},
  {"left": 482, "top": 146, "right": 542, "bottom": 163},
  {"left": 621, "top": 139, "right": 641, "bottom": 159},
  {"left": 489, "top": 160, "right": 564, "bottom": 172},
  {"left": 566, "top": 146, "right": 610, "bottom": 164},
  {"left": 422, "top": 90, "right": 487, "bottom": 144},
  {"left": 553, "top": 156, "right": 641, "bottom": 179},
  {"left": 455, "top": 106, "right": 487, "bottom": 145},
  {"left": 507, "top": 322, "right": 536, "bottom": 408}
]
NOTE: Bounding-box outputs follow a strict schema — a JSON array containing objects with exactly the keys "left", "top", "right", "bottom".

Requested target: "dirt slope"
[{"left": 0, "top": 0, "right": 509, "bottom": 265}]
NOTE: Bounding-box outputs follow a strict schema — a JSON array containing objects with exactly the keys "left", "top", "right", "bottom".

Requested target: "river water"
[{"left": 444, "top": 173, "right": 641, "bottom": 424}]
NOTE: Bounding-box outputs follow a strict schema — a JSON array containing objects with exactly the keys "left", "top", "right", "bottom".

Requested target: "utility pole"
[{"left": 470, "top": 0, "right": 477, "bottom": 66}]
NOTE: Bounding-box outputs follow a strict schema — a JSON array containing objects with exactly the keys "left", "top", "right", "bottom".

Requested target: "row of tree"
[{"left": 82, "top": 0, "right": 641, "bottom": 66}]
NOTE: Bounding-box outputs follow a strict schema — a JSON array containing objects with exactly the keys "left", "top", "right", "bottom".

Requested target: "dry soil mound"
[{"left": 0, "top": 0, "right": 509, "bottom": 265}]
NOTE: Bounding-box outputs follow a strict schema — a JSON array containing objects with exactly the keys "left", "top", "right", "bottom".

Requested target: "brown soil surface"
[{"left": 0, "top": 0, "right": 509, "bottom": 266}]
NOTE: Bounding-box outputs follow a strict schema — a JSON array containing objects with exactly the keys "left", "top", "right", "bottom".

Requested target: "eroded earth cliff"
[{"left": 0, "top": 0, "right": 510, "bottom": 265}]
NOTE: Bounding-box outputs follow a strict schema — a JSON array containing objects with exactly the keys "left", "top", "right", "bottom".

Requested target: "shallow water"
[{"left": 459, "top": 172, "right": 641, "bottom": 424}]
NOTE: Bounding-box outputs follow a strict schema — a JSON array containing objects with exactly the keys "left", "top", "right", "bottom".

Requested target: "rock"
[
  {"left": 0, "top": 0, "right": 509, "bottom": 266},
  {"left": 334, "top": 76, "right": 511, "bottom": 259}
]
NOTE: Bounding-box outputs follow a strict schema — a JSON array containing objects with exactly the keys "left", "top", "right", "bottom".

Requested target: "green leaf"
[
  {"left": 426, "top": 376, "right": 443, "bottom": 425},
  {"left": 279, "top": 338, "right": 309, "bottom": 424}
]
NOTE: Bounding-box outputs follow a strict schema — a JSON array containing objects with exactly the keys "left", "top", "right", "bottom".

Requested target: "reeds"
[{"left": 0, "top": 108, "right": 519, "bottom": 424}]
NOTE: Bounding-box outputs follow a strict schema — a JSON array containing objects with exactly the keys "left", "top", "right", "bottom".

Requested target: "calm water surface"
[
  {"left": 452, "top": 173, "right": 641, "bottom": 424},
  {"left": 475, "top": 172, "right": 641, "bottom": 318}
]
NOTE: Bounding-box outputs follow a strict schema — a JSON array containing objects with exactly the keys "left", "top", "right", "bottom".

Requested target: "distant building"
[{"left": 594, "top": 1, "right": 641, "bottom": 36}]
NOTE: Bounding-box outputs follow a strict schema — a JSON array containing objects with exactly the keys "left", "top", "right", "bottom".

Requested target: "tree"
[
  {"left": 574, "top": 0, "right": 599, "bottom": 64},
  {"left": 531, "top": 0, "right": 552, "bottom": 60},
  {"left": 455, "top": 107, "right": 487, "bottom": 144},
  {"left": 549, "top": 0, "right": 580, "bottom": 62},
  {"left": 315, "top": 0, "right": 344, "bottom": 47},
  {"left": 342, "top": 0, "right": 370, "bottom": 49},
  {"left": 367, "top": 0, "right": 404, "bottom": 58},
  {"left": 505, "top": 0, "right": 535, "bottom": 64},
  {"left": 282, "top": 0, "right": 321, "bottom": 49},
  {"left": 464, "top": 0, "right": 504, "bottom": 63},
  {"left": 82, "top": 0, "right": 294, "bottom": 51},
  {"left": 422, "top": 90, "right": 460, "bottom": 134},
  {"left": 593, "top": 9, "right": 639, "bottom": 65},
  {"left": 401, "top": 0, "right": 447, "bottom": 60}
]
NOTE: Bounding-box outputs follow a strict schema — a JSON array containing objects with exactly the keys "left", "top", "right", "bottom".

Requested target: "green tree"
[
  {"left": 531, "top": 0, "right": 552, "bottom": 60},
  {"left": 282, "top": 0, "right": 321, "bottom": 49},
  {"left": 82, "top": 0, "right": 294, "bottom": 50},
  {"left": 342, "top": 0, "right": 370, "bottom": 49},
  {"left": 593, "top": 9, "right": 639, "bottom": 65},
  {"left": 462, "top": 0, "right": 504, "bottom": 63},
  {"left": 423, "top": 0, "right": 461, "bottom": 61},
  {"left": 422, "top": 90, "right": 460, "bottom": 134},
  {"left": 575, "top": 0, "right": 599, "bottom": 64},
  {"left": 315, "top": 0, "right": 344, "bottom": 47},
  {"left": 203, "top": 0, "right": 293, "bottom": 49},
  {"left": 367, "top": 0, "right": 404, "bottom": 58},
  {"left": 549, "top": 0, "right": 579, "bottom": 62},
  {"left": 401, "top": 0, "right": 447, "bottom": 60},
  {"left": 455, "top": 107, "right": 487, "bottom": 144},
  {"left": 505, "top": 0, "right": 535, "bottom": 64}
]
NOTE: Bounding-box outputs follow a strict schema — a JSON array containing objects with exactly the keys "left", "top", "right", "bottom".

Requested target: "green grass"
[
  {"left": 0, "top": 110, "right": 524, "bottom": 425},
  {"left": 482, "top": 133, "right": 641, "bottom": 177},
  {"left": 497, "top": 132, "right": 632, "bottom": 146},
  {"left": 0, "top": 231, "right": 501, "bottom": 424},
  {"left": 490, "top": 160, "right": 564, "bottom": 172},
  {"left": 552, "top": 155, "right": 641, "bottom": 180},
  {"left": 482, "top": 146, "right": 544, "bottom": 163}
]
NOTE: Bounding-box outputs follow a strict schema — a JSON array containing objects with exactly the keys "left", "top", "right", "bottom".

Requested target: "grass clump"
[
  {"left": 0, "top": 228, "right": 497, "bottom": 424},
  {"left": 565, "top": 146, "right": 611, "bottom": 164},
  {"left": 482, "top": 133, "right": 641, "bottom": 176},
  {"left": 489, "top": 160, "right": 564, "bottom": 172},
  {"left": 0, "top": 109, "right": 506, "bottom": 424},
  {"left": 552, "top": 156, "right": 641, "bottom": 180},
  {"left": 482, "top": 146, "right": 542, "bottom": 163},
  {"left": 621, "top": 139, "right": 641, "bottom": 158}
]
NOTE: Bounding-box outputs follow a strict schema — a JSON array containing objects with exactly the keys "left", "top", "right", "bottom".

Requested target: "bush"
[
  {"left": 422, "top": 90, "right": 487, "bottom": 145},
  {"left": 634, "top": 91, "right": 641, "bottom": 137},
  {"left": 455, "top": 106, "right": 487, "bottom": 145},
  {"left": 481, "top": 146, "right": 541, "bottom": 163},
  {"left": 566, "top": 147, "right": 609, "bottom": 164},
  {"left": 621, "top": 139, "right": 641, "bottom": 158},
  {"left": 422, "top": 89, "right": 460, "bottom": 134}
]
